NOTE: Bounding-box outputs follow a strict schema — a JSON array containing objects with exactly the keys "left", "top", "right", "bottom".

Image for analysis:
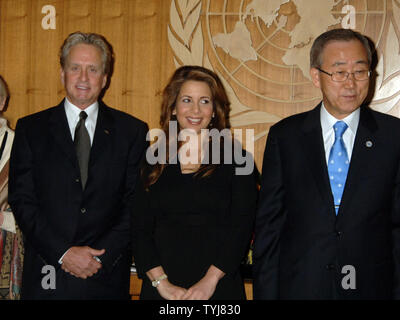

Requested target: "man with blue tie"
[{"left": 253, "top": 28, "right": 400, "bottom": 299}]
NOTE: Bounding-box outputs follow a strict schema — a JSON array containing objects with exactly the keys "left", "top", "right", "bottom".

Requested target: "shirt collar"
[
  {"left": 0, "top": 117, "right": 7, "bottom": 133},
  {"left": 64, "top": 98, "right": 99, "bottom": 123},
  {"left": 320, "top": 103, "right": 360, "bottom": 136}
]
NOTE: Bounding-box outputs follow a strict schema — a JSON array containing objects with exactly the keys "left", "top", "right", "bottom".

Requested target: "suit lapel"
[
  {"left": 48, "top": 100, "right": 79, "bottom": 169},
  {"left": 338, "top": 106, "right": 378, "bottom": 217},
  {"left": 89, "top": 102, "right": 114, "bottom": 168},
  {"left": 301, "top": 104, "right": 336, "bottom": 218}
]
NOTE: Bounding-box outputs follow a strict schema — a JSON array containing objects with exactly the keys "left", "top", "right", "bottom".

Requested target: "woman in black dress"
[{"left": 132, "top": 66, "right": 257, "bottom": 300}]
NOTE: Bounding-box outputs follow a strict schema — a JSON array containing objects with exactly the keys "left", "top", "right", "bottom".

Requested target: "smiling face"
[
  {"left": 61, "top": 43, "right": 107, "bottom": 110},
  {"left": 173, "top": 80, "right": 214, "bottom": 133},
  {"left": 310, "top": 39, "right": 370, "bottom": 119}
]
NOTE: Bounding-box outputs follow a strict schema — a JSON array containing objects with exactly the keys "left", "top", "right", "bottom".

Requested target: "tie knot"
[
  {"left": 79, "top": 111, "right": 88, "bottom": 121},
  {"left": 333, "top": 121, "right": 348, "bottom": 139}
]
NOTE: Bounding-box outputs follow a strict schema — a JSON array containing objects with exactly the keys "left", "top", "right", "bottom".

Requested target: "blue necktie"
[{"left": 328, "top": 121, "right": 349, "bottom": 215}]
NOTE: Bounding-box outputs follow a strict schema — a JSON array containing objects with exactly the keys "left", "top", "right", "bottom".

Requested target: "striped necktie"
[{"left": 74, "top": 111, "right": 90, "bottom": 189}]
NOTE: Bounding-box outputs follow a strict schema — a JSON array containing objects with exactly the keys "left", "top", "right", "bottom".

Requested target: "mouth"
[
  {"left": 186, "top": 117, "right": 202, "bottom": 125},
  {"left": 76, "top": 85, "right": 90, "bottom": 91},
  {"left": 342, "top": 94, "right": 357, "bottom": 100}
]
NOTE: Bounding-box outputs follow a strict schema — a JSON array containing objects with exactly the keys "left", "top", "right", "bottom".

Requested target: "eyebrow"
[
  {"left": 180, "top": 94, "right": 211, "bottom": 99},
  {"left": 68, "top": 62, "right": 100, "bottom": 67},
  {"left": 332, "top": 60, "right": 369, "bottom": 67}
]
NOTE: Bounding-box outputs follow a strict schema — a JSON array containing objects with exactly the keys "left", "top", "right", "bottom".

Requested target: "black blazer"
[
  {"left": 253, "top": 104, "right": 400, "bottom": 299},
  {"left": 9, "top": 100, "right": 148, "bottom": 299}
]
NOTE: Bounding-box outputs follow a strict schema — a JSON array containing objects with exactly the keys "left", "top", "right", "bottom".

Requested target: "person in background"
[
  {"left": 253, "top": 28, "right": 400, "bottom": 299},
  {"left": 132, "top": 65, "right": 257, "bottom": 300},
  {"left": 9, "top": 32, "right": 148, "bottom": 299},
  {"left": 0, "top": 76, "right": 23, "bottom": 300}
]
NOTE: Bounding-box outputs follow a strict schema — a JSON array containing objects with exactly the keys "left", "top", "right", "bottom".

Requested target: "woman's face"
[{"left": 173, "top": 80, "right": 214, "bottom": 133}]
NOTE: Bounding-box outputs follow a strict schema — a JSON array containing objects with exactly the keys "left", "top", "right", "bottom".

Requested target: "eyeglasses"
[{"left": 317, "top": 68, "right": 371, "bottom": 82}]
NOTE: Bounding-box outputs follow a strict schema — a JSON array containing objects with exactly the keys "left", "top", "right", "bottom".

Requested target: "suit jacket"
[
  {"left": 8, "top": 100, "right": 148, "bottom": 299},
  {"left": 253, "top": 104, "right": 400, "bottom": 300}
]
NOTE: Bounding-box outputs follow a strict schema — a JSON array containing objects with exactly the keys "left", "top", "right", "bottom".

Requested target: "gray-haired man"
[{"left": 9, "top": 32, "right": 148, "bottom": 299}]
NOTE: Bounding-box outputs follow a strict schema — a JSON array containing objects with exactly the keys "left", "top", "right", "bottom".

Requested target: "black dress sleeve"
[{"left": 213, "top": 161, "right": 258, "bottom": 276}]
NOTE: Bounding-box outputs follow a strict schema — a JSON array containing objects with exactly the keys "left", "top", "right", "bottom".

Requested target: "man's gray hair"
[
  {"left": 60, "top": 31, "right": 113, "bottom": 75},
  {"left": 310, "top": 28, "right": 372, "bottom": 69}
]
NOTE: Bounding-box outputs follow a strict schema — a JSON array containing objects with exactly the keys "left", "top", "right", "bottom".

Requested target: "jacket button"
[
  {"left": 326, "top": 264, "right": 334, "bottom": 270},
  {"left": 81, "top": 208, "right": 86, "bottom": 214},
  {"left": 336, "top": 231, "right": 342, "bottom": 237}
]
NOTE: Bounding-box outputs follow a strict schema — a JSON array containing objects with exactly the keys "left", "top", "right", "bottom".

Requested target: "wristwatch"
[{"left": 152, "top": 274, "right": 168, "bottom": 287}]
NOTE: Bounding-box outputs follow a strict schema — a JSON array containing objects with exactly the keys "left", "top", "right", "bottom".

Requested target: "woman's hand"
[
  {"left": 146, "top": 266, "right": 187, "bottom": 300},
  {"left": 182, "top": 265, "right": 225, "bottom": 300},
  {"left": 157, "top": 279, "right": 188, "bottom": 300}
]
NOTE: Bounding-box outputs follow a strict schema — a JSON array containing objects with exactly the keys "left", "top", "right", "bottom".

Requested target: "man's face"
[
  {"left": 310, "top": 39, "right": 370, "bottom": 119},
  {"left": 61, "top": 43, "right": 107, "bottom": 109}
]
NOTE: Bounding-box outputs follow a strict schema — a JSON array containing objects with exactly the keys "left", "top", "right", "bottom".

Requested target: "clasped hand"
[
  {"left": 61, "top": 246, "right": 105, "bottom": 279},
  {"left": 157, "top": 275, "right": 218, "bottom": 300}
]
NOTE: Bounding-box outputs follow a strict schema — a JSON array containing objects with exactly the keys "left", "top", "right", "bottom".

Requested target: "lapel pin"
[
  {"left": 365, "top": 140, "right": 373, "bottom": 148},
  {"left": 104, "top": 129, "right": 110, "bottom": 135}
]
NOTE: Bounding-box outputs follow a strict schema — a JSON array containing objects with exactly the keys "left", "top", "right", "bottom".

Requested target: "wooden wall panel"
[
  {"left": 0, "top": 0, "right": 399, "bottom": 170},
  {"left": 0, "top": 0, "right": 175, "bottom": 132}
]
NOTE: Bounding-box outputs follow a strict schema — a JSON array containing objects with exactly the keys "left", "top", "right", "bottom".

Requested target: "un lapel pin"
[{"left": 365, "top": 140, "right": 373, "bottom": 148}]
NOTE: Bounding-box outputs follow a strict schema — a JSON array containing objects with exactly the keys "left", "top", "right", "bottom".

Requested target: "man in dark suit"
[
  {"left": 8, "top": 32, "right": 148, "bottom": 299},
  {"left": 253, "top": 28, "right": 400, "bottom": 299}
]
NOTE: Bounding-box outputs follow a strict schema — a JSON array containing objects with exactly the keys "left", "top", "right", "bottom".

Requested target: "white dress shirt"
[
  {"left": 58, "top": 98, "right": 99, "bottom": 264},
  {"left": 320, "top": 103, "right": 360, "bottom": 164},
  {"left": 64, "top": 98, "right": 98, "bottom": 145}
]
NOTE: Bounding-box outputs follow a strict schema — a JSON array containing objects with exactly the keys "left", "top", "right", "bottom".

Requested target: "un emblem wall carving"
[{"left": 168, "top": 0, "right": 400, "bottom": 167}]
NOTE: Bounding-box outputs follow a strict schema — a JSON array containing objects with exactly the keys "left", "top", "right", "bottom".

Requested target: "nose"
[
  {"left": 192, "top": 101, "right": 200, "bottom": 114},
  {"left": 344, "top": 73, "right": 356, "bottom": 88},
  {"left": 79, "top": 68, "right": 88, "bottom": 81}
]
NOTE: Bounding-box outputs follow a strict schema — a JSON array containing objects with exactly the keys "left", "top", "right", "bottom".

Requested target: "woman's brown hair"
[{"left": 143, "top": 65, "right": 231, "bottom": 189}]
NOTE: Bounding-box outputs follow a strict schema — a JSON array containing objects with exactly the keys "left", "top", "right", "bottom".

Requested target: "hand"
[
  {"left": 182, "top": 265, "right": 225, "bottom": 300},
  {"left": 145, "top": 266, "right": 188, "bottom": 300},
  {"left": 157, "top": 279, "right": 188, "bottom": 300},
  {"left": 182, "top": 276, "right": 217, "bottom": 300},
  {"left": 61, "top": 246, "right": 105, "bottom": 279}
]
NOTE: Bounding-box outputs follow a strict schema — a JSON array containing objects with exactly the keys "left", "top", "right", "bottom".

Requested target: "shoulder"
[
  {"left": 101, "top": 103, "right": 148, "bottom": 133},
  {"left": 15, "top": 105, "right": 60, "bottom": 129},
  {"left": 268, "top": 109, "right": 312, "bottom": 137},
  {"left": 215, "top": 140, "right": 258, "bottom": 178},
  {"left": 362, "top": 106, "right": 400, "bottom": 137},
  {"left": 367, "top": 107, "right": 400, "bottom": 125}
]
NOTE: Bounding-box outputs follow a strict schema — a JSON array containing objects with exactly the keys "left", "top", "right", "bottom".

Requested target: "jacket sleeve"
[
  {"left": 213, "top": 155, "right": 258, "bottom": 276},
  {"left": 252, "top": 126, "right": 287, "bottom": 300},
  {"left": 9, "top": 119, "right": 71, "bottom": 267},
  {"left": 91, "top": 121, "right": 149, "bottom": 272},
  {"left": 391, "top": 157, "right": 400, "bottom": 299},
  {"left": 131, "top": 162, "right": 163, "bottom": 279}
]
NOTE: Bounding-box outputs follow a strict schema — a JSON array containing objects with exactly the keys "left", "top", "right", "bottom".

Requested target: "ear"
[
  {"left": 0, "top": 98, "right": 6, "bottom": 112},
  {"left": 102, "top": 74, "right": 108, "bottom": 89},
  {"left": 310, "top": 67, "right": 321, "bottom": 89},
  {"left": 60, "top": 68, "right": 65, "bottom": 86}
]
